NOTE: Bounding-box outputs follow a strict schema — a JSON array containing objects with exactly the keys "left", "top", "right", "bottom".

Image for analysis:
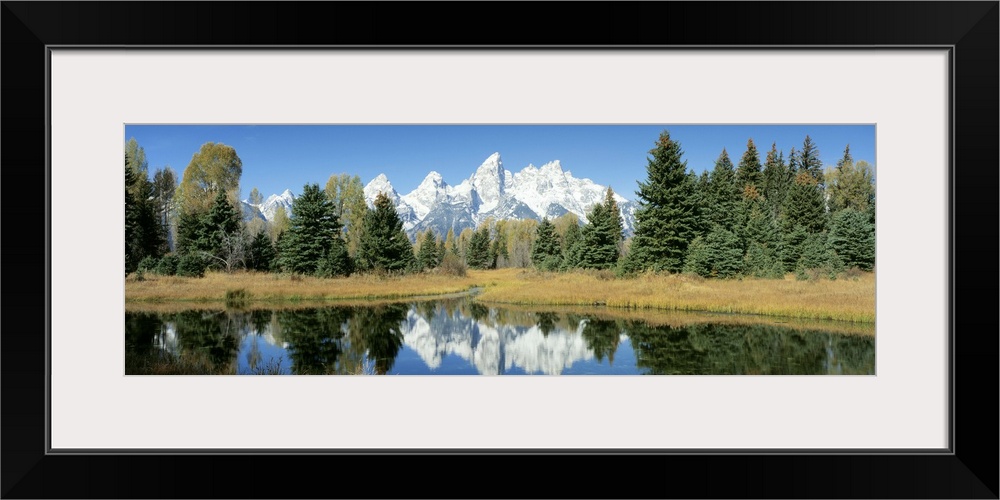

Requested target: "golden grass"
[
  {"left": 125, "top": 270, "right": 483, "bottom": 303},
  {"left": 472, "top": 268, "right": 875, "bottom": 323},
  {"left": 125, "top": 268, "right": 875, "bottom": 324}
]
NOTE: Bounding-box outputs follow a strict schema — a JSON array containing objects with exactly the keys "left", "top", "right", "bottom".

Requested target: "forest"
[{"left": 124, "top": 130, "right": 875, "bottom": 283}]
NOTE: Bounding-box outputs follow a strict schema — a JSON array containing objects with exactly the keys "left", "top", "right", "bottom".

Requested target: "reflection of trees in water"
[
  {"left": 349, "top": 304, "right": 407, "bottom": 375},
  {"left": 626, "top": 322, "right": 874, "bottom": 375},
  {"left": 173, "top": 310, "right": 241, "bottom": 372},
  {"left": 125, "top": 310, "right": 243, "bottom": 374},
  {"left": 125, "top": 312, "right": 162, "bottom": 357},
  {"left": 580, "top": 318, "right": 621, "bottom": 364},
  {"left": 535, "top": 312, "right": 558, "bottom": 337},
  {"left": 276, "top": 308, "right": 351, "bottom": 375}
]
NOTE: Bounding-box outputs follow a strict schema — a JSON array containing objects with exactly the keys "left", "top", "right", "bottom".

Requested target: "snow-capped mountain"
[
  {"left": 240, "top": 201, "right": 266, "bottom": 223},
  {"left": 257, "top": 189, "right": 296, "bottom": 221},
  {"left": 261, "top": 152, "right": 637, "bottom": 241}
]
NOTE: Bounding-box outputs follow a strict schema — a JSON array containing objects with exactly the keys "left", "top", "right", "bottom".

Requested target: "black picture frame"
[{"left": 3, "top": 2, "right": 996, "bottom": 498}]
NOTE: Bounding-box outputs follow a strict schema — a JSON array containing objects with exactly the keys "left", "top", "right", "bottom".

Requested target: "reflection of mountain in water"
[{"left": 402, "top": 304, "right": 604, "bottom": 375}]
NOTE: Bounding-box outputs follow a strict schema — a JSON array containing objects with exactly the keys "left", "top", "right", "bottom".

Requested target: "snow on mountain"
[
  {"left": 400, "top": 171, "right": 449, "bottom": 221},
  {"left": 263, "top": 152, "right": 637, "bottom": 241},
  {"left": 402, "top": 304, "right": 596, "bottom": 375},
  {"left": 469, "top": 152, "right": 506, "bottom": 213},
  {"left": 254, "top": 189, "right": 295, "bottom": 221},
  {"left": 364, "top": 174, "right": 419, "bottom": 231},
  {"left": 240, "top": 201, "right": 266, "bottom": 223}
]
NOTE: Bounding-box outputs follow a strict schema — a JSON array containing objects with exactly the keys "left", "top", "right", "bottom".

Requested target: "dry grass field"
[{"left": 125, "top": 267, "right": 875, "bottom": 323}]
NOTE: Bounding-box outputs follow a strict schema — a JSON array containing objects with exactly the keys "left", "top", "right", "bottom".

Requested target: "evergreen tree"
[
  {"left": 466, "top": 226, "right": 493, "bottom": 269},
  {"left": 740, "top": 198, "right": 783, "bottom": 278},
  {"left": 278, "top": 183, "right": 345, "bottom": 275},
  {"left": 621, "top": 130, "right": 702, "bottom": 273},
  {"left": 784, "top": 171, "right": 828, "bottom": 234},
  {"left": 798, "top": 135, "right": 825, "bottom": 187},
  {"left": 761, "top": 142, "right": 791, "bottom": 220},
  {"left": 531, "top": 218, "right": 562, "bottom": 271},
  {"left": 125, "top": 154, "right": 141, "bottom": 274},
  {"left": 125, "top": 145, "right": 166, "bottom": 270},
  {"left": 682, "top": 227, "right": 742, "bottom": 278},
  {"left": 247, "top": 230, "right": 276, "bottom": 272},
  {"left": 704, "top": 149, "right": 740, "bottom": 231},
  {"left": 577, "top": 188, "right": 624, "bottom": 270},
  {"left": 828, "top": 208, "right": 875, "bottom": 271},
  {"left": 417, "top": 229, "right": 440, "bottom": 271},
  {"left": 205, "top": 190, "right": 241, "bottom": 250},
  {"left": 357, "top": 192, "right": 416, "bottom": 273},
  {"left": 560, "top": 219, "right": 582, "bottom": 270},
  {"left": 735, "top": 138, "right": 762, "bottom": 193}
]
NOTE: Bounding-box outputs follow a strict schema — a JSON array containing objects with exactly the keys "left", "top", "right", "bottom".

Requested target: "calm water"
[{"left": 125, "top": 297, "right": 875, "bottom": 375}]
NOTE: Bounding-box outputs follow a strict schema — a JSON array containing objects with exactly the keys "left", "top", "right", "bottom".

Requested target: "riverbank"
[{"left": 125, "top": 268, "right": 875, "bottom": 323}]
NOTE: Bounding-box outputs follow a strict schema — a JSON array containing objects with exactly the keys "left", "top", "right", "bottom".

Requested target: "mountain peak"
[
  {"left": 422, "top": 171, "right": 445, "bottom": 185},
  {"left": 540, "top": 160, "right": 564, "bottom": 173}
]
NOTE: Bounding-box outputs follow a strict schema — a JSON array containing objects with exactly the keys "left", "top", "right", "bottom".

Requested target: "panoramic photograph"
[{"left": 124, "top": 125, "right": 876, "bottom": 375}]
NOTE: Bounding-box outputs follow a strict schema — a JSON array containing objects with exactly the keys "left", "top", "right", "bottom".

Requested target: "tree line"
[{"left": 125, "top": 130, "right": 874, "bottom": 280}]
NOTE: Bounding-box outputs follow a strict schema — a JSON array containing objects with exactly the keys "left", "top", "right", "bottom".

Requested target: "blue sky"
[{"left": 123, "top": 125, "right": 875, "bottom": 201}]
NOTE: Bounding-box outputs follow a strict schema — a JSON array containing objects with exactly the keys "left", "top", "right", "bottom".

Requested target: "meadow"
[{"left": 125, "top": 268, "right": 875, "bottom": 324}]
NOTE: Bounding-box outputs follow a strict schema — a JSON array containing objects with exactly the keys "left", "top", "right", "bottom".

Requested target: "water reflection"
[{"left": 125, "top": 298, "right": 875, "bottom": 375}]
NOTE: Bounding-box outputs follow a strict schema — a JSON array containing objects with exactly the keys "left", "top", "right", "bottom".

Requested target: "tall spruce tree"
[
  {"left": 357, "top": 192, "right": 416, "bottom": 273},
  {"left": 278, "top": 183, "right": 348, "bottom": 275},
  {"left": 416, "top": 229, "right": 440, "bottom": 271},
  {"left": 531, "top": 217, "right": 562, "bottom": 271},
  {"left": 828, "top": 208, "right": 875, "bottom": 271},
  {"left": 125, "top": 154, "right": 141, "bottom": 274},
  {"left": 798, "top": 135, "right": 825, "bottom": 187},
  {"left": 466, "top": 226, "right": 493, "bottom": 269},
  {"left": 704, "top": 149, "right": 739, "bottom": 232},
  {"left": 761, "top": 143, "right": 791, "bottom": 220},
  {"left": 735, "top": 138, "right": 762, "bottom": 194},
  {"left": 621, "top": 130, "right": 701, "bottom": 273},
  {"left": 577, "top": 188, "right": 624, "bottom": 269}
]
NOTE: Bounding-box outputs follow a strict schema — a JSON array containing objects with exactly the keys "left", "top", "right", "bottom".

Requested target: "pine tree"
[
  {"left": 560, "top": 218, "right": 582, "bottom": 270},
  {"left": 125, "top": 153, "right": 141, "bottom": 274},
  {"left": 740, "top": 198, "right": 783, "bottom": 278},
  {"left": 577, "top": 188, "right": 624, "bottom": 269},
  {"left": 417, "top": 229, "right": 440, "bottom": 271},
  {"left": 466, "top": 226, "right": 493, "bottom": 269},
  {"left": 798, "top": 135, "right": 825, "bottom": 187},
  {"left": 621, "top": 130, "right": 702, "bottom": 273},
  {"left": 785, "top": 171, "right": 828, "bottom": 234},
  {"left": 357, "top": 192, "right": 416, "bottom": 273},
  {"left": 735, "top": 138, "right": 762, "bottom": 193},
  {"left": 278, "top": 183, "right": 345, "bottom": 275},
  {"left": 205, "top": 190, "right": 242, "bottom": 255},
  {"left": 762, "top": 142, "right": 791, "bottom": 220},
  {"left": 682, "top": 227, "right": 742, "bottom": 278},
  {"left": 828, "top": 208, "right": 875, "bottom": 271},
  {"left": 531, "top": 217, "right": 562, "bottom": 271},
  {"left": 247, "top": 230, "right": 276, "bottom": 272},
  {"left": 704, "top": 149, "right": 740, "bottom": 231}
]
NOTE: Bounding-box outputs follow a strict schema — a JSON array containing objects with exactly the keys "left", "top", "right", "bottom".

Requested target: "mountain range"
[{"left": 242, "top": 152, "right": 637, "bottom": 241}]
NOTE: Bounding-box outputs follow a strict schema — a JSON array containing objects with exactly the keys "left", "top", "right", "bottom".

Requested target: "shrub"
[
  {"left": 137, "top": 256, "right": 159, "bottom": 273},
  {"left": 438, "top": 252, "right": 467, "bottom": 277},
  {"left": 155, "top": 254, "right": 180, "bottom": 276},
  {"left": 176, "top": 254, "right": 207, "bottom": 278}
]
